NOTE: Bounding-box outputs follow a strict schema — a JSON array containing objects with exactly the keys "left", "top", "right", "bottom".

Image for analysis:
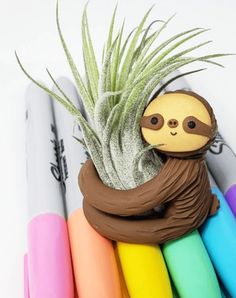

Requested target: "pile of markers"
[{"left": 24, "top": 76, "right": 236, "bottom": 298}]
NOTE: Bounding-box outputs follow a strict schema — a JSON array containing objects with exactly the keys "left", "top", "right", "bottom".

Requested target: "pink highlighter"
[{"left": 24, "top": 83, "right": 74, "bottom": 298}]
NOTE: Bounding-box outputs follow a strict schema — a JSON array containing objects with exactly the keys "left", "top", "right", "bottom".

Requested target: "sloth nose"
[{"left": 167, "top": 119, "right": 178, "bottom": 128}]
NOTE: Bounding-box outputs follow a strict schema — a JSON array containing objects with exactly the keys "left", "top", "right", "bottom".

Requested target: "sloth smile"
[{"left": 170, "top": 132, "right": 177, "bottom": 136}]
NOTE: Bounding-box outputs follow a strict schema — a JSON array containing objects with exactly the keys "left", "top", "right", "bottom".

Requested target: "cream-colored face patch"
[{"left": 141, "top": 93, "right": 212, "bottom": 152}]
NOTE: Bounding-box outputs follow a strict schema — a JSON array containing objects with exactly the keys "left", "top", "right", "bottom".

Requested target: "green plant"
[{"left": 16, "top": 2, "right": 230, "bottom": 190}]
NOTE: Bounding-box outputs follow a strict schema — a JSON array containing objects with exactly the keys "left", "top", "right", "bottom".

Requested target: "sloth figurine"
[{"left": 79, "top": 90, "right": 220, "bottom": 244}]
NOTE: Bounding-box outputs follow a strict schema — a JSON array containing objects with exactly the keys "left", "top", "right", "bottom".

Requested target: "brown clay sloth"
[{"left": 79, "top": 90, "right": 220, "bottom": 244}]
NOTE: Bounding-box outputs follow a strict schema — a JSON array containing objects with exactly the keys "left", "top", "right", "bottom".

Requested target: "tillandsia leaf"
[
  {"left": 71, "top": 110, "right": 111, "bottom": 186},
  {"left": 46, "top": 68, "right": 78, "bottom": 108},
  {"left": 132, "top": 144, "right": 163, "bottom": 180},
  {"left": 106, "top": 100, "right": 140, "bottom": 187},
  {"left": 111, "top": 127, "right": 137, "bottom": 188},
  {"left": 120, "top": 78, "right": 148, "bottom": 126},
  {"left": 76, "top": 116, "right": 112, "bottom": 186},
  {"left": 16, "top": 52, "right": 79, "bottom": 116},
  {"left": 125, "top": 14, "right": 176, "bottom": 86},
  {"left": 102, "top": 90, "right": 123, "bottom": 97},
  {"left": 120, "top": 75, "right": 161, "bottom": 171},
  {"left": 198, "top": 59, "right": 224, "bottom": 68},
  {"left": 120, "top": 109, "right": 163, "bottom": 185},
  {"left": 82, "top": 5, "right": 99, "bottom": 101},
  {"left": 119, "top": 26, "right": 198, "bottom": 103},
  {"left": 131, "top": 20, "right": 164, "bottom": 66},
  {"left": 119, "top": 104, "right": 162, "bottom": 184},
  {"left": 106, "top": 4, "right": 118, "bottom": 54},
  {"left": 111, "top": 20, "right": 125, "bottom": 101},
  {"left": 72, "top": 135, "right": 90, "bottom": 162},
  {"left": 72, "top": 135, "right": 87, "bottom": 148},
  {"left": 154, "top": 68, "right": 206, "bottom": 97},
  {"left": 103, "top": 102, "right": 138, "bottom": 188},
  {"left": 83, "top": 52, "right": 93, "bottom": 98},
  {"left": 56, "top": 1, "right": 94, "bottom": 121},
  {"left": 110, "top": 127, "right": 142, "bottom": 188},
  {"left": 174, "top": 53, "right": 233, "bottom": 67},
  {"left": 119, "top": 90, "right": 165, "bottom": 184},
  {"left": 131, "top": 42, "right": 214, "bottom": 97},
  {"left": 83, "top": 3, "right": 99, "bottom": 80},
  {"left": 198, "top": 53, "right": 234, "bottom": 59},
  {"left": 142, "top": 28, "right": 210, "bottom": 76},
  {"left": 119, "top": 26, "right": 137, "bottom": 61},
  {"left": 197, "top": 53, "right": 234, "bottom": 67},
  {"left": 136, "top": 39, "right": 212, "bottom": 87},
  {"left": 98, "top": 34, "right": 120, "bottom": 96},
  {"left": 129, "top": 28, "right": 162, "bottom": 80},
  {"left": 94, "top": 35, "right": 120, "bottom": 138},
  {"left": 140, "top": 27, "right": 204, "bottom": 71},
  {"left": 102, "top": 43, "right": 106, "bottom": 64},
  {"left": 105, "top": 58, "right": 112, "bottom": 105},
  {"left": 118, "top": 6, "right": 154, "bottom": 90},
  {"left": 101, "top": 103, "right": 127, "bottom": 189}
]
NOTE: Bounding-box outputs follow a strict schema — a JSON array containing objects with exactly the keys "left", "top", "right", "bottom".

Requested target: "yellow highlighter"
[{"left": 117, "top": 242, "right": 173, "bottom": 298}]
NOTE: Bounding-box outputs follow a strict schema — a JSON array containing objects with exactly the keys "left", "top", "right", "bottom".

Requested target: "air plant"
[{"left": 16, "top": 2, "right": 229, "bottom": 191}]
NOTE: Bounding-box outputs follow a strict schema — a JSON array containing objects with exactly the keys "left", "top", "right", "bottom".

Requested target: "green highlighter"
[{"left": 162, "top": 230, "right": 221, "bottom": 298}]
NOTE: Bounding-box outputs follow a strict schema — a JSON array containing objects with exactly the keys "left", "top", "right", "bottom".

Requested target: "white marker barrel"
[{"left": 25, "top": 83, "right": 74, "bottom": 298}]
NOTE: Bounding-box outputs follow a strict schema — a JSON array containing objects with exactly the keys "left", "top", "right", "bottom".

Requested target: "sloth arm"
[
  {"left": 83, "top": 193, "right": 210, "bottom": 244},
  {"left": 83, "top": 164, "right": 212, "bottom": 244},
  {"left": 79, "top": 157, "right": 201, "bottom": 216}
]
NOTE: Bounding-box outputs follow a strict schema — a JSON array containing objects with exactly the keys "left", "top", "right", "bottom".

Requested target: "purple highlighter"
[{"left": 25, "top": 83, "right": 74, "bottom": 298}]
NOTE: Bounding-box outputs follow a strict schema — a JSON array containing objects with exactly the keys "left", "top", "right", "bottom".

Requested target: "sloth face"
[{"left": 141, "top": 92, "right": 213, "bottom": 153}]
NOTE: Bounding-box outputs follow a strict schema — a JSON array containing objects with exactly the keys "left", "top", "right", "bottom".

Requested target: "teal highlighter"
[{"left": 162, "top": 230, "right": 221, "bottom": 298}]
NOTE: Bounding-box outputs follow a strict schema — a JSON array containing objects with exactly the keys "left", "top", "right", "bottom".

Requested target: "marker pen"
[
  {"left": 162, "top": 229, "right": 221, "bottom": 298},
  {"left": 117, "top": 242, "right": 173, "bottom": 298},
  {"left": 200, "top": 171, "right": 236, "bottom": 297},
  {"left": 52, "top": 77, "right": 122, "bottom": 298},
  {"left": 24, "top": 255, "right": 30, "bottom": 298},
  {"left": 206, "top": 133, "right": 236, "bottom": 216},
  {"left": 25, "top": 83, "right": 74, "bottom": 298}
]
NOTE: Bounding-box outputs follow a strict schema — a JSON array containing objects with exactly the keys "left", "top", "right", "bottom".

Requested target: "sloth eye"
[
  {"left": 187, "top": 121, "right": 196, "bottom": 129},
  {"left": 183, "top": 116, "right": 212, "bottom": 138},
  {"left": 140, "top": 113, "right": 164, "bottom": 130},
  {"left": 150, "top": 117, "right": 158, "bottom": 125}
]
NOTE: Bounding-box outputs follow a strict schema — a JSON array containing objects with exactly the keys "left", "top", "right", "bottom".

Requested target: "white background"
[{"left": 0, "top": 0, "right": 235, "bottom": 297}]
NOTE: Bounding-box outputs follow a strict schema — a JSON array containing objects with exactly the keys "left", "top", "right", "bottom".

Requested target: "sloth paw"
[{"left": 209, "top": 195, "right": 220, "bottom": 216}]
